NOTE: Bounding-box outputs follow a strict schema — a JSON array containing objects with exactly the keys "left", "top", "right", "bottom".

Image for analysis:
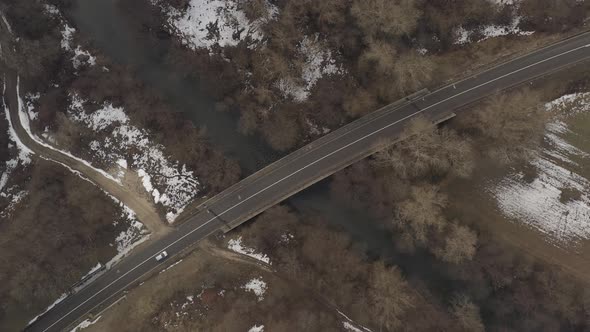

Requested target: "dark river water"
[
  {"left": 67, "top": 0, "right": 445, "bottom": 285},
  {"left": 69, "top": 0, "right": 276, "bottom": 172}
]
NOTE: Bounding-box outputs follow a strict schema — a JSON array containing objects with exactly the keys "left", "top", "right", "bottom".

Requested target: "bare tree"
[
  {"left": 343, "top": 87, "right": 379, "bottom": 117},
  {"left": 238, "top": 0, "right": 270, "bottom": 21},
  {"left": 367, "top": 262, "right": 415, "bottom": 331},
  {"left": 240, "top": 205, "right": 298, "bottom": 253},
  {"left": 435, "top": 223, "right": 478, "bottom": 264},
  {"left": 451, "top": 294, "right": 485, "bottom": 332},
  {"left": 261, "top": 111, "right": 301, "bottom": 151},
  {"left": 351, "top": 0, "right": 422, "bottom": 38},
  {"left": 358, "top": 40, "right": 397, "bottom": 76},
  {"left": 53, "top": 112, "right": 82, "bottom": 151},
  {"left": 389, "top": 52, "right": 435, "bottom": 98},
  {"left": 374, "top": 117, "right": 474, "bottom": 180},
  {"left": 458, "top": 89, "right": 547, "bottom": 165},
  {"left": 397, "top": 184, "right": 448, "bottom": 243}
]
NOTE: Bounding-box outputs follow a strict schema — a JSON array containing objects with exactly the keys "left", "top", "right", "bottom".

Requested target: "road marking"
[{"left": 40, "top": 43, "right": 590, "bottom": 332}]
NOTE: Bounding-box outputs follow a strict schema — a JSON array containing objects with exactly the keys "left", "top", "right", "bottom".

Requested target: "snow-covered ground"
[
  {"left": 157, "top": 0, "right": 277, "bottom": 51},
  {"left": 242, "top": 277, "right": 267, "bottom": 301},
  {"left": 28, "top": 293, "right": 67, "bottom": 325},
  {"left": 248, "top": 325, "right": 265, "bottom": 332},
  {"left": 159, "top": 259, "right": 183, "bottom": 274},
  {"left": 277, "top": 34, "right": 344, "bottom": 103},
  {"left": 156, "top": 1, "right": 344, "bottom": 103},
  {"left": 454, "top": 16, "right": 533, "bottom": 45},
  {"left": 488, "top": 0, "right": 519, "bottom": 6},
  {"left": 1, "top": 80, "right": 33, "bottom": 217},
  {"left": 22, "top": 82, "right": 202, "bottom": 223},
  {"left": 60, "top": 92, "right": 202, "bottom": 222},
  {"left": 338, "top": 309, "right": 373, "bottom": 332},
  {"left": 227, "top": 236, "right": 271, "bottom": 264},
  {"left": 455, "top": 0, "right": 533, "bottom": 45},
  {"left": 490, "top": 92, "right": 590, "bottom": 247},
  {"left": 45, "top": 5, "right": 96, "bottom": 70},
  {"left": 343, "top": 322, "right": 367, "bottom": 332},
  {"left": 0, "top": 78, "right": 33, "bottom": 217},
  {"left": 69, "top": 316, "right": 101, "bottom": 332}
]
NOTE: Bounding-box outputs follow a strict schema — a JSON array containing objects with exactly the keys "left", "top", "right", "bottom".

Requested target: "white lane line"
[{"left": 41, "top": 43, "right": 590, "bottom": 332}]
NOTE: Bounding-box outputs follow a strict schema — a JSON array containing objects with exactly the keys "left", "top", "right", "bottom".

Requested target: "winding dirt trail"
[{"left": 3, "top": 71, "right": 169, "bottom": 237}]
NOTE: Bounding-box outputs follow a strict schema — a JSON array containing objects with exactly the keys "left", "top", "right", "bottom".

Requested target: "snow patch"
[
  {"left": 61, "top": 24, "right": 76, "bottom": 51},
  {"left": 277, "top": 34, "right": 344, "bottom": 102},
  {"left": 491, "top": 156, "right": 590, "bottom": 246},
  {"left": 248, "top": 325, "right": 265, "bottom": 332},
  {"left": 69, "top": 316, "right": 102, "bottom": 332},
  {"left": 159, "top": 259, "right": 183, "bottom": 274},
  {"left": 14, "top": 81, "right": 123, "bottom": 186},
  {"left": 455, "top": 16, "right": 533, "bottom": 45},
  {"left": 3, "top": 81, "right": 33, "bottom": 162},
  {"left": 0, "top": 11, "right": 13, "bottom": 35},
  {"left": 488, "top": 0, "right": 519, "bottom": 5},
  {"left": 545, "top": 92, "right": 590, "bottom": 117},
  {"left": 116, "top": 159, "right": 128, "bottom": 169},
  {"left": 67, "top": 93, "right": 201, "bottom": 223},
  {"left": 490, "top": 93, "right": 590, "bottom": 246},
  {"left": 114, "top": 218, "right": 149, "bottom": 255},
  {"left": 81, "top": 263, "right": 102, "bottom": 280},
  {"left": 69, "top": 94, "right": 129, "bottom": 131},
  {"left": 44, "top": 4, "right": 61, "bottom": 16},
  {"left": 227, "top": 236, "right": 271, "bottom": 264},
  {"left": 343, "top": 322, "right": 363, "bottom": 332},
  {"left": 58, "top": 19, "right": 96, "bottom": 69},
  {"left": 27, "top": 293, "right": 67, "bottom": 326},
  {"left": 107, "top": 233, "right": 151, "bottom": 269},
  {"left": 161, "top": 0, "right": 277, "bottom": 51},
  {"left": 1, "top": 79, "right": 32, "bottom": 215},
  {"left": 338, "top": 310, "right": 373, "bottom": 332},
  {"left": 25, "top": 93, "right": 40, "bottom": 120},
  {"left": 242, "top": 277, "right": 267, "bottom": 301},
  {"left": 72, "top": 46, "right": 97, "bottom": 69},
  {"left": 280, "top": 232, "right": 294, "bottom": 244}
]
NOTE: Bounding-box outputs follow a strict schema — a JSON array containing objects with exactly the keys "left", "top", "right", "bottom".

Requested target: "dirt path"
[{"left": 3, "top": 71, "right": 169, "bottom": 237}]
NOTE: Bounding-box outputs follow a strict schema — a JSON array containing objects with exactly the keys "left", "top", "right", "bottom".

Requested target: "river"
[{"left": 69, "top": 0, "right": 276, "bottom": 173}]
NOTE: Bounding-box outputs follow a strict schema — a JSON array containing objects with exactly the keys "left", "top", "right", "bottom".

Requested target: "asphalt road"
[{"left": 24, "top": 31, "right": 590, "bottom": 331}]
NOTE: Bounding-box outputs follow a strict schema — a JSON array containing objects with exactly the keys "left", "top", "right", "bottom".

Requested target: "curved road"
[{"left": 23, "top": 31, "right": 590, "bottom": 331}]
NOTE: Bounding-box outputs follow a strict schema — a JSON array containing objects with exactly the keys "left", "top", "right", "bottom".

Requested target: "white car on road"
[{"left": 155, "top": 251, "right": 168, "bottom": 262}]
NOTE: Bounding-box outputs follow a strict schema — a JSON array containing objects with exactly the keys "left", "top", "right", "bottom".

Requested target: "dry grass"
[
  {"left": 445, "top": 161, "right": 590, "bottom": 286},
  {"left": 83, "top": 243, "right": 341, "bottom": 332}
]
